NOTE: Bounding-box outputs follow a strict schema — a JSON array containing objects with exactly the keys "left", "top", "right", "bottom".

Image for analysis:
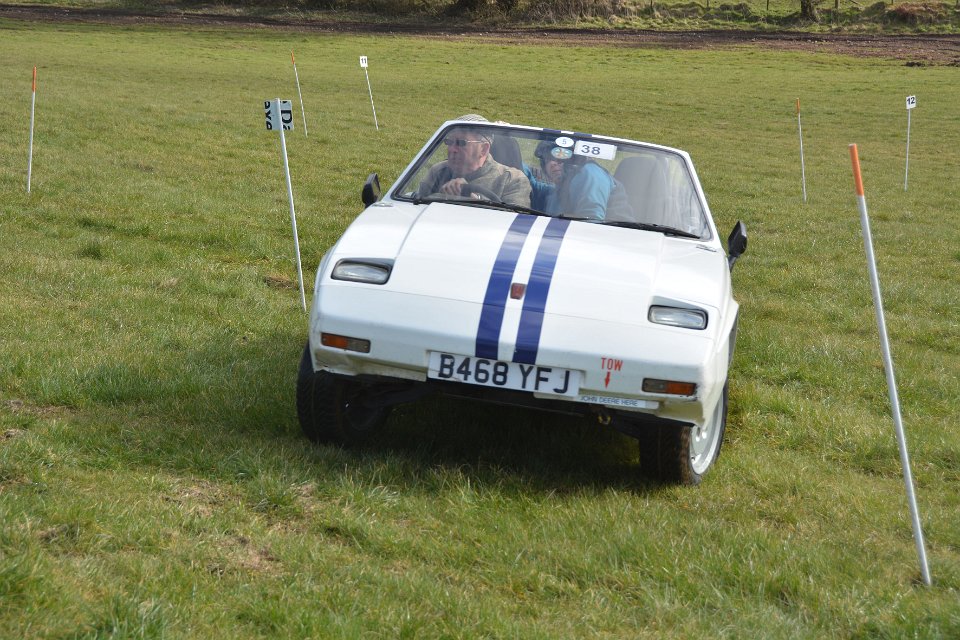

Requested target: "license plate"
[{"left": 427, "top": 352, "right": 580, "bottom": 397}]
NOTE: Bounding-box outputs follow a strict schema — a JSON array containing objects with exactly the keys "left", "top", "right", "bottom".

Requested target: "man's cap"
[{"left": 455, "top": 114, "right": 493, "bottom": 144}]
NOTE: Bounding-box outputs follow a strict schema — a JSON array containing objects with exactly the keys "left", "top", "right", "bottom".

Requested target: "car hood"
[{"left": 327, "top": 201, "right": 729, "bottom": 326}]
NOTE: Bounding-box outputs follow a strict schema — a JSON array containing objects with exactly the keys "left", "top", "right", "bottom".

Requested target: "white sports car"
[{"left": 297, "top": 118, "right": 747, "bottom": 484}]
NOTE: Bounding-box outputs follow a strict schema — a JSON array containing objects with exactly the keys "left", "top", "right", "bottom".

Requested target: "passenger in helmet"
[
  {"left": 522, "top": 140, "right": 565, "bottom": 211},
  {"left": 542, "top": 143, "right": 632, "bottom": 222}
]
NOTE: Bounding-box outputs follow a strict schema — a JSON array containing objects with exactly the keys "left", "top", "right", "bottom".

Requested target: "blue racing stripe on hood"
[
  {"left": 513, "top": 217, "right": 571, "bottom": 364},
  {"left": 475, "top": 214, "right": 537, "bottom": 359}
]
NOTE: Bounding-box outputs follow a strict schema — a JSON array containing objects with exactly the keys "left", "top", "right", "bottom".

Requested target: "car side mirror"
[
  {"left": 361, "top": 173, "right": 381, "bottom": 207},
  {"left": 727, "top": 221, "right": 747, "bottom": 271}
]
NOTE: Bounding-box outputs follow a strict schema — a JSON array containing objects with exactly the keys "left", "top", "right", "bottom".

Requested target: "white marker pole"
[
  {"left": 360, "top": 56, "right": 379, "bottom": 131},
  {"left": 796, "top": 98, "right": 807, "bottom": 203},
  {"left": 849, "top": 144, "right": 931, "bottom": 587},
  {"left": 904, "top": 95, "right": 916, "bottom": 191},
  {"left": 278, "top": 105, "right": 307, "bottom": 311},
  {"left": 291, "top": 50, "right": 307, "bottom": 137},
  {"left": 265, "top": 98, "right": 306, "bottom": 312},
  {"left": 27, "top": 66, "right": 37, "bottom": 194}
]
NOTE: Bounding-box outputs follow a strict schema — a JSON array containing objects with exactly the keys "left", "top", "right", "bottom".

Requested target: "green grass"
[{"left": 2, "top": 18, "right": 960, "bottom": 639}]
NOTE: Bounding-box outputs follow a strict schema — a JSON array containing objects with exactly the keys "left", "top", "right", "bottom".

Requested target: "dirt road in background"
[{"left": 3, "top": 3, "right": 959, "bottom": 65}]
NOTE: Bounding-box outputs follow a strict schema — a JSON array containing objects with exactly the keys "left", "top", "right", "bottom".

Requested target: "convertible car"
[{"left": 297, "top": 118, "right": 747, "bottom": 484}]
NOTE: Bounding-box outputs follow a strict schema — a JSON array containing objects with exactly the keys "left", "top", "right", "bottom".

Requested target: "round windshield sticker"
[{"left": 555, "top": 136, "right": 574, "bottom": 148}]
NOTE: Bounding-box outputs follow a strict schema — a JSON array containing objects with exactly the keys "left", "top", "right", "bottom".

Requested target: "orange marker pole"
[
  {"left": 796, "top": 98, "right": 806, "bottom": 203},
  {"left": 291, "top": 50, "right": 307, "bottom": 137},
  {"left": 849, "top": 144, "right": 931, "bottom": 586},
  {"left": 27, "top": 66, "right": 37, "bottom": 193}
]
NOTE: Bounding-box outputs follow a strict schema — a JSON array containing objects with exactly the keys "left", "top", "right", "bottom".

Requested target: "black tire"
[
  {"left": 296, "top": 343, "right": 389, "bottom": 445},
  {"left": 639, "top": 381, "right": 728, "bottom": 485}
]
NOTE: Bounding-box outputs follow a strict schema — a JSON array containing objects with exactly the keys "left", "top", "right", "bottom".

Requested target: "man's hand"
[{"left": 440, "top": 178, "right": 468, "bottom": 196}]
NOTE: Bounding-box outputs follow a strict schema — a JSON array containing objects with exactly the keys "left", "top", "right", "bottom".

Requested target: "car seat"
[
  {"left": 490, "top": 135, "right": 524, "bottom": 171},
  {"left": 614, "top": 155, "right": 672, "bottom": 224}
]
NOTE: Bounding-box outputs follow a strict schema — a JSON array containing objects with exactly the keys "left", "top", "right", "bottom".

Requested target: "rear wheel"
[
  {"left": 639, "top": 381, "right": 728, "bottom": 485},
  {"left": 296, "top": 343, "right": 389, "bottom": 445}
]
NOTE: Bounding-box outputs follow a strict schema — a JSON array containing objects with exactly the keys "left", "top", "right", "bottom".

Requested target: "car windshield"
[{"left": 392, "top": 124, "right": 710, "bottom": 239}]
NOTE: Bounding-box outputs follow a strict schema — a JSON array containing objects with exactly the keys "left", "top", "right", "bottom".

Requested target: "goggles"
[{"left": 549, "top": 147, "right": 573, "bottom": 160}]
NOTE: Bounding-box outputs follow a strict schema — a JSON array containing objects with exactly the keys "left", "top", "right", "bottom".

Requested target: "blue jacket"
[
  {"left": 546, "top": 162, "right": 630, "bottom": 221},
  {"left": 522, "top": 164, "right": 555, "bottom": 211}
]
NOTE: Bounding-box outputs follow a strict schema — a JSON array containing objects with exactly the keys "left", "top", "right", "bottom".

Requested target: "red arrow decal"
[{"left": 604, "top": 371, "right": 611, "bottom": 388}]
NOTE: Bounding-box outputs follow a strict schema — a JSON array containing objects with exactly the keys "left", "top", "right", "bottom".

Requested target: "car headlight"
[
  {"left": 331, "top": 259, "right": 393, "bottom": 285},
  {"left": 648, "top": 305, "right": 707, "bottom": 330}
]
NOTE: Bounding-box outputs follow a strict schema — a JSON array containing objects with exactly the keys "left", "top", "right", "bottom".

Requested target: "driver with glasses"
[{"left": 416, "top": 124, "right": 531, "bottom": 207}]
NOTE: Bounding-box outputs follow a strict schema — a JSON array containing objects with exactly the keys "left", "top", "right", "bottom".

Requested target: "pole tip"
[{"left": 849, "top": 144, "right": 865, "bottom": 197}]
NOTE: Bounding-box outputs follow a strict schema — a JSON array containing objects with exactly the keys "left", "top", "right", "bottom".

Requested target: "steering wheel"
[{"left": 460, "top": 183, "right": 504, "bottom": 204}]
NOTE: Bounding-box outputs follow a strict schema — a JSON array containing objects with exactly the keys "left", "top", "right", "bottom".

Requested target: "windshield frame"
[{"left": 388, "top": 121, "right": 716, "bottom": 242}]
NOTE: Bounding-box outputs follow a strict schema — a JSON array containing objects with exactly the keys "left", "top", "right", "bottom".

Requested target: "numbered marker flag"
[
  {"left": 264, "top": 99, "right": 294, "bottom": 131},
  {"left": 359, "top": 56, "right": 379, "bottom": 130},
  {"left": 261, "top": 98, "right": 306, "bottom": 311},
  {"left": 904, "top": 96, "right": 916, "bottom": 190}
]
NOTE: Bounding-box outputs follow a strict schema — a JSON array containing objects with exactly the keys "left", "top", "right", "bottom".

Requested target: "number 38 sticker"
[{"left": 574, "top": 140, "right": 617, "bottom": 161}]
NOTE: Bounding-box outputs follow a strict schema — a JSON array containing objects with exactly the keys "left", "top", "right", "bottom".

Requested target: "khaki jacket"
[{"left": 417, "top": 157, "right": 532, "bottom": 207}]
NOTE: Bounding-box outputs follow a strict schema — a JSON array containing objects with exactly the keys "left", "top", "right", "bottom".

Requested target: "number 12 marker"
[{"left": 904, "top": 95, "right": 916, "bottom": 191}]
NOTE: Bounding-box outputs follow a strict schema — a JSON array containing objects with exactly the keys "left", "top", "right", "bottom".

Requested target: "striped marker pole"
[
  {"left": 291, "top": 50, "right": 307, "bottom": 137},
  {"left": 849, "top": 144, "right": 931, "bottom": 587},
  {"left": 27, "top": 66, "right": 37, "bottom": 194},
  {"left": 796, "top": 98, "right": 806, "bottom": 203}
]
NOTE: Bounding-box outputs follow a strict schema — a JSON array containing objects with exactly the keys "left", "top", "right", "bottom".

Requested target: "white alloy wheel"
[{"left": 690, "top": 382, "right": 728, "bottom": 476}]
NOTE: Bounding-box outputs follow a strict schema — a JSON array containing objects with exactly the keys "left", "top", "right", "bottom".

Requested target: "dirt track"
[{"left": 3, "top": 2, "right": 960, "bottom": 65}]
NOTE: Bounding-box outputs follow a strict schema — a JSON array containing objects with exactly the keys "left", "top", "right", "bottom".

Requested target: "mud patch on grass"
[
  {"left": 163, "top": 479, "right": 238, "bottom": 519},
  {"left": 207, "top": 534, "right": 283, "bottom": 576},
  {"left": 3, "top": 399, "right": 69, "bottom": 419},
  {"left": 263, "top": 274, "right": 295, "bottom": 290}
]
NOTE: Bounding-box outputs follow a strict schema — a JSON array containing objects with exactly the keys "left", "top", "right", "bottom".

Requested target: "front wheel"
[
  {"left": 296, "top": 343, "right": 389, "bottom": 445},
  {"left": 639, "top": 381, "right": 728, "bottom": 485}
]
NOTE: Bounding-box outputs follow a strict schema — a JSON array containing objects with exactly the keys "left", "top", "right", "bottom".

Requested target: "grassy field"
[{"left": 1, "top": 17, "right": 959, "bottom": 639}]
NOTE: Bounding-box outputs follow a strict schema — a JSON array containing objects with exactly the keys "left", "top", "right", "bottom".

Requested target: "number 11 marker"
[{"left": 360, "top": 56, "right": 379, "bottom": 130}]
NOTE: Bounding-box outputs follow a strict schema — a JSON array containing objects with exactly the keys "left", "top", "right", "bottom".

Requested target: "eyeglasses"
[{"left": 444, "top": 138, "right": 486, "bottom": 147}]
